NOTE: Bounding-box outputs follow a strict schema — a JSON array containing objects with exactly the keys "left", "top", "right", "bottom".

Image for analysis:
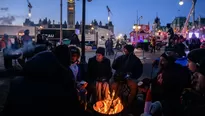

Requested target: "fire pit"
[{"left": 93, "top": 90, "right": 124, "bottom": 115}]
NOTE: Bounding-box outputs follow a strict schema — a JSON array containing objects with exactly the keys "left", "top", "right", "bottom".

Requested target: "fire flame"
[{"left": 93, "top": 90, "right": 124, "bottom": 115}]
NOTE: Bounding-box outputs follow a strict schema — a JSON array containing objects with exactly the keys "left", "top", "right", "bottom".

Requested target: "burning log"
[{"left": 93, "top": 90, "right": 124, "bottom": 115}]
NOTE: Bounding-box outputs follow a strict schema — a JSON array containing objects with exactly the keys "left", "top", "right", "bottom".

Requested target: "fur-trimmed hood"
[{"left": 68, "top": 45, "right": 81, "bottom": 62}]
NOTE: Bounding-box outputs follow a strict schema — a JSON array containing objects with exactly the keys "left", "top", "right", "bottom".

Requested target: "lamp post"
[
  {"left": 81, "top": 0, "right": 92, "bottom": 63},
  {"left": 60, "top": 0, "right": 63, "bottom": 44},
  {"left": 81, "top": 0, "right": 86, "bottom": 64},
  {"left": 137, "top": 16, "right": 143, "bottom": 26},
  {"left": 80, "top": 0, "right": 92, "bottom": 79}
]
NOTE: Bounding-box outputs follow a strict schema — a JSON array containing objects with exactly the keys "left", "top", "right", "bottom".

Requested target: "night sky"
[{"left": 1, "top": 0, "right": 205, "bottom": 35}]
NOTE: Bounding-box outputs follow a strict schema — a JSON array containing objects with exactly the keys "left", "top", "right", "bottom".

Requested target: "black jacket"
[
  {"left": 2, "top": 51, "right": 85, "bottom": 115},
  {"left": 152, "top": 63, "right": 191, "bottom": 116},
  {"left": 86, "top": 56, "right": 112, "bottom": 83},
  {"left": 112, "top": 53, "right": 143, "bottom": 80}
]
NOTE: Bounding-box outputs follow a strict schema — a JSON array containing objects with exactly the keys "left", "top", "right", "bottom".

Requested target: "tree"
[
  {"left": 99, "top": 21, "right": 102, "bottom": 26},
  {"left": 76, "top": 21, "right": 80, "bottom": 25},
  {"left": 64, "top": 21, "right": 67, "bottom": 26},
  {"left": 93, "top": 19, "right": 98, "bottom": 26},
  {"left": 48, "top": 19, "right": 51, "bottom": 25},
  {"left": 91, "top": 20, "right": 94, "bottom": 25},
  {"left": 38, "top": 19, "right": 42, "bottom": 25},
  {"left": 42, "top": 17, "right": 48, "bottom": 25}
]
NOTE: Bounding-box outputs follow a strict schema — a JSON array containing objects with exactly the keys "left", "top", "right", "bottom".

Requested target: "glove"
[{"left": 149, "top": 101, "right": 162, "bottom": 115}]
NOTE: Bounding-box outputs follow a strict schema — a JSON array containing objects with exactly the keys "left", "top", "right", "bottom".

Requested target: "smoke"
[
  {"left": 0, "top": 7, "right": 8, "bottom": 11},
  {"left": 5, "top": 42, "right": 35, "bottom": 60},
  {"left": 0, "top": 15, "right": 15, "bottom": 25}
]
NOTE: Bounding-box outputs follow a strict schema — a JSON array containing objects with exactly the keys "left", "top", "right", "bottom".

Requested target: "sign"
[
  {"left": 78, "top": 34, "right": 95, "bottom": 41},
  {"left": 42, "top": 34, "right": 54, "bottom": 38},
  {"left": 39, "top": 29, "right": 75, "bottom": 39}
]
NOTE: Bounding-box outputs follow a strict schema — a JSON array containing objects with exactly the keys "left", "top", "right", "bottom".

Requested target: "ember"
[{"left": 93, "top": 90, "right": 124, "bottom": 115}]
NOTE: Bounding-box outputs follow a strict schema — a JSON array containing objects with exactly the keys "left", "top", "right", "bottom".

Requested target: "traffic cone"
[{"left": 144, "top": 88, "right": 152, "bottom": 114}]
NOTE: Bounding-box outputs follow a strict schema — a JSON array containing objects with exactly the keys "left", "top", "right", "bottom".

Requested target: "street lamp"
[
  {"left": 81, "top": 0, "right": 92, "bottom": 64},
  {"left": 60, "top": 0, "right": 63, "bottom": 44},
  {"left": 133, "top": 26, "right": 136, "bottom": 30},
  {"left": 179, "top": 0, "right": 184, "bottom": 5},
  {"left": 137, "top": 16, "right": 143, "bottom": 25},
  {"left": 80, "top": 0, "right": 92, "bottom": 79}
]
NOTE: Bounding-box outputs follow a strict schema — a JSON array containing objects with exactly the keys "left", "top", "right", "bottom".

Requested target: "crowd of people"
[{"left": 0, "top": 30, "right": 205, "bottom": 116}]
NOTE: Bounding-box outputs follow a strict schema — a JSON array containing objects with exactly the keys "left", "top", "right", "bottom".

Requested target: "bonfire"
[{"left": 93, "top": 90, "right": 124, "bottom": 115}]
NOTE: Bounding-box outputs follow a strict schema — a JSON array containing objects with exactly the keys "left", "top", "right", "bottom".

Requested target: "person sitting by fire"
[
  {"left": 2, "top": 34, "right": 13, "bottom": 69},
  {"left": 111, "top": 45, "right": 143, "bottom": 114},
  {"left": 86, "top": 47, "right": 112, "bottom": 103},
  {"left": 148, "top": 52, "right": 190, "bottom": 116},
  {"left": 68, "top": 45, "right": 82, "bottom": 82},
  {"left": 180, "top": 58, "right": 205, "bottom": 116}
]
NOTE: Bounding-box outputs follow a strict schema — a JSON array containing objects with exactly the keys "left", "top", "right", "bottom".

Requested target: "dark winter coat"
[
  {"left": 86, "top": 56, "right": 112, "bottom": 83},
  {"left": 112, "top": 53, "right": 143, "bottom": 80},
  {"left": 2, "top": 51, "right": 85, "bottom": 115},
  {"left": 152, "top": 63, "right": 191, "bottom": 116}
]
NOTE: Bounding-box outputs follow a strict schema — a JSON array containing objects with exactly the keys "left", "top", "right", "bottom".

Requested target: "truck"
[{"left": 38, "top": 28, "right": 76, "bottom": 41}]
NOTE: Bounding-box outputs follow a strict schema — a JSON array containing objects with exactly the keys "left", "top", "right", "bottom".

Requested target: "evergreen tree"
[
  {"left": 91, "top": 20, "right": 94, "bottom": 25},
  {"left": 48, "top": 19, "right": 51, "bottom": 25},
  {"left": 76, "top": 21, "right": 80, "bottom": 25},
  {"left": 93, "top": 19, "right": 98, "bottom": 26},
  {"left": 64, "top": 21, "right": 67, "bottom": 26},
  {"left": 99, "top": 21, "right": 102, "bottom": 26},
  {"left": 38, "top": 19, "right": 42, "bottom": 25}
]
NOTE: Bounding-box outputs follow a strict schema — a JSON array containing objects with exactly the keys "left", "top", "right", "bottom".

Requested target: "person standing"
[
  {"left": 18, "top": 30, "right": 33, "bottom": 67},
  {"left": 151, "top": 37, "right": 156, "bottom": 53},
  {"left": 2, "top": 34, "right": 12, "bottom": 69}
]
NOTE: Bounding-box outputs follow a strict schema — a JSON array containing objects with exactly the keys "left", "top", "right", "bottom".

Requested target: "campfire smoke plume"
[{"left": 0, "top": 15, "right": 15, "bottom": 25}]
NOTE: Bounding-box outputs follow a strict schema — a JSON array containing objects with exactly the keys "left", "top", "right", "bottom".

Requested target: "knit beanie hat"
[
  {"left": 188, "top": 48, "right": 205, "bottom": 64},
  {"left": 124, "top": 45, "right": 134, "bottom": 53},
  {"left": 96, "top": 47, "right": 105, "bottom": 56}
]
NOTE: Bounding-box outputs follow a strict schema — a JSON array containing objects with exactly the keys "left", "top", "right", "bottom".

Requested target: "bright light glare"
[
  {"left": 179, "top": 1, "right": 184, "bottom": 5},
  {"left": 189, "top": 32, "right": 199, "bottom": 38},
  {"left": 108, "top": 16, "right": 110, "bottom": 22},
  {"left": 133, "top": 26, "right": 136, "bottom": 29},
  {"left": 28, "top": 13, "right": 31, "bottom": 17}
]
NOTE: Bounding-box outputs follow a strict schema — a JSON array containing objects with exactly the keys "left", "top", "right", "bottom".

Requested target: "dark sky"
[{"left": 1, "top": 0, "right": 205, "bottom": 35}]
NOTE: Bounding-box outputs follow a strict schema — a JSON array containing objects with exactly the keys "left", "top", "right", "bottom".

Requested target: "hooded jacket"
[{"left": 2, "top": 51, "right": 84, "bottom": 115}]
